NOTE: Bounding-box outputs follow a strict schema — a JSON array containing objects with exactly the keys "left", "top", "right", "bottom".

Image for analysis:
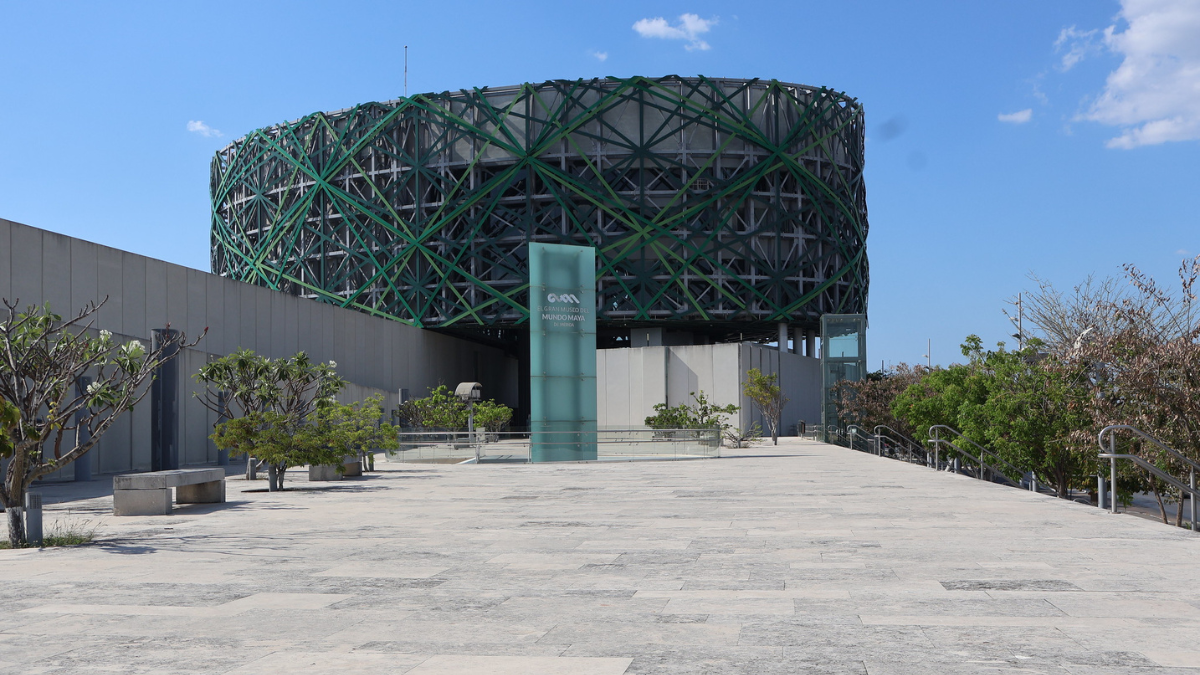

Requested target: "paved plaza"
[{"left": 3, "top": 439, "right": 1200, "bottom": 674}]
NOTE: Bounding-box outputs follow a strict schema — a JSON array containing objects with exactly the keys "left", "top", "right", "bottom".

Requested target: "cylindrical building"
[{"left": 210, "top": 75, "right": 868, "bottom": 348}]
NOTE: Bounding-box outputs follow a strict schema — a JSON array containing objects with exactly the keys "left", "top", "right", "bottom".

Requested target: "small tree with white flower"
[
  {"left": 201, "top": 351, "right": 344, "bottom": 491},
  {"left": 0, "top": 299, "right": 199, "bottom": 547}
]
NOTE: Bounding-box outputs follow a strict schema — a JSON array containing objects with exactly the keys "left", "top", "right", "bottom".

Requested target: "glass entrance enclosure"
[{"left": 820, "top": 314, "right": 867, "bottom": 439}]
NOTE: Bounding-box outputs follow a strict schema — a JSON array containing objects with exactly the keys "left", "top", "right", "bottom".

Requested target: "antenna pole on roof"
[{"left": 404, "top": 46, "right": 408, "bottom": 97}]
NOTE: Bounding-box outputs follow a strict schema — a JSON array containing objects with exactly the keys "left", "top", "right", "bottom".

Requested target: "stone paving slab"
[{"left": 3, "top": 439, "right": 1200, "bottom": 673}]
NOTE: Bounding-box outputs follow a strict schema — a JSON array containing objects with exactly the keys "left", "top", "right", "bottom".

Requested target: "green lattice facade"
[{"left": 210, "top": 76, "right": 868, "bottom": 343}]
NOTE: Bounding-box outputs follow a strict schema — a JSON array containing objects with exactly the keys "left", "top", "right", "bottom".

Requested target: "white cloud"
[
  {"left": 187, "top": 120, "right": 222, "bottom": 138},
  {"left": 1082, "top": 0, "right": 1200, "bottom": 149},
  {"left": 1054, "top": 25, "right": 1103, "bottom": 71},
  {"left": 998, "top": 109, "right": 1033, "bottom": 124},
  {"left": 633, "top": 13, "right": 717, "bottom": 51},
  {"left": 590, "top": 50, "right": 608, "bottom": 62},
  {"left": 1177, "top": 248, "right": 1192, "bottom": 255}
]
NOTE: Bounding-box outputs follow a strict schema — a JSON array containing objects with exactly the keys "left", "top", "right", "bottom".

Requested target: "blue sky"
[{"left": 1, "top": 0, "right": 1197, "bottom": 367}]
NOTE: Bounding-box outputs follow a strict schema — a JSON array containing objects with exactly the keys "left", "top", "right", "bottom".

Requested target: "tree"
[
  {"left": 308, "top": 395, "right": 399, "bottom": 470},
  {"left": 0, "top": 300, "right": 198, "bottom": 547},
  {"left": 888, "top": 336, "right": 1098, "bottom": 500},
  {"left": 472, "top": 399, "right": 513, "bottom": 432},
  {"left": 195, "top": 349, "right": 278, "bottom": 478},
  {"left": 743, "top": 369, "right": 788, "bottom": 445},
  {"left": 891, "top": 338, "right": 991, "bottom": 440},
  {"left": 835, "top": 363, "right": 928, "bottom": 440},
  {"left": 1006, "top": 274, "right": 1126, "bottom": 357},
  {"left": 1077, "top": 258, "right": 1200, "bottom": 524},
  {"left": 208, "top": 352, "right": 343, "bottom": 491},
  {"left": 957, "top": 345, "right": 1096, "bottom": 498}
]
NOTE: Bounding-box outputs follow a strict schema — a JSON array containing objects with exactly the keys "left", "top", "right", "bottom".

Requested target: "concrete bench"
[{"left": 113, "top": 468, "right": 226, "bottom": 516}]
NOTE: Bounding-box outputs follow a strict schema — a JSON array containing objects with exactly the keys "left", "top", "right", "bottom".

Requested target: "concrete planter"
[
  {"left": 308, "top": 458, "right": 361, "bottom": 481},
  {"left": 308, "top": 464, "right": 341, "bottom": 481}
]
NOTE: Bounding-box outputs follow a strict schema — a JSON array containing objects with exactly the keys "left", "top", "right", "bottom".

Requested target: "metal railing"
[
  {"left": 1097, "top": 425, "right": 1200, "bottom": 529},
  {"left": 389, "top": 428, "right": 722, "bottom": 464},
  {"left": 846, "top": 425, "right": 874, "bottom": 454},
  {"left": 927, "top": 425, "right": 1044, "bottom": 492},
  {"left": 825, "top": 422, "right": 1052, "bottom": 496},
  {"left": 873, "top": 425, "right": 926, "bottom": 464}
]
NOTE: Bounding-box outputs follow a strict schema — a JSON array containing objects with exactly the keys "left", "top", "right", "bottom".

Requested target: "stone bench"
[{"left": 113, "top": 468, "right": 226, "bottom": 516}]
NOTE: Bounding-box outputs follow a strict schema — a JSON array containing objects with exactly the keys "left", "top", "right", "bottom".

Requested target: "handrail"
[
  {"left": 1098, "top": 453, "right": 1200, "bottom": 515},
  {"left": 847, "top": 425, "right": 877, "bottom": 454},
  {"left": 930, "top": 437, "right": 1027, "bottom": 489},
  {"left": 928, "top": 425, "right": 1029, "bottom": 486},
  {"left": 873, "top": 425, "right": 920, "bottom": 449},
  {"left": 874, "top": 425, "right": 925, "bottom": 462},
  {"left": 1098, "top": 425, "right": 1200, "bottom": 474},
  {"left": 1097, "top": 425, "right": 1200, "bottom": 527}
]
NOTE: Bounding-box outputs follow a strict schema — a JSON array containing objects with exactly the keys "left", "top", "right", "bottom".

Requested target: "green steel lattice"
[{"left": 210, "top": 75, "right": 868, "bottom": 341}]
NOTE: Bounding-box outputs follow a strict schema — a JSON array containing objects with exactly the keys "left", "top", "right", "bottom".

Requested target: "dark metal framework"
[{"left": 211, "top": 75, "right": 868, "bottom": 343}]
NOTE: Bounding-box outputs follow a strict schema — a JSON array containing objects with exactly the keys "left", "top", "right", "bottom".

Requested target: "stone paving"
[{"left": 3, "top": 439, "right": 1200, "bottom": 674}]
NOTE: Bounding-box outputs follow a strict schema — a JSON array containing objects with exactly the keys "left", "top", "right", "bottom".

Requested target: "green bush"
[{"left": 645, "top": 391, "right": 738, "bottom": 431}]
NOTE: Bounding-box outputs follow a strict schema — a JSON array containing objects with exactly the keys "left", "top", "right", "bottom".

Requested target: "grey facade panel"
[
  {"left": 594, "top": 343, "right": 820, "bottom": 436},
  {"left": 10, "top": 225, "right": 42, "bottom": 308},
  {"left": 69, "top": 238, "right": 98, "bottom": 319},
  {"left": 144, "top": 258, "right": 168, "bottom": 340},
  {"left": 0, "top": 219, "right": 11, "bottom": 306},
  {"left": 121, "top": 252, "right": 147, "bottom": 341},
  {"left": 96, "top": 245, "right": 125, "bottom": 334},
  {"left": 41, "top": 231, "right": 72, "bottom": 317}
]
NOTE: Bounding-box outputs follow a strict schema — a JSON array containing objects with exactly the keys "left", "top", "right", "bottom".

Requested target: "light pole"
[
  {"left": 923, "top": 339, "right": 931, "bottom": 369},
  {"left": 455, "top": 382, "right": 483, "bottom": 461},
  {"left": 1009, "top": 292, "right": 1024, "bottom": 351}
]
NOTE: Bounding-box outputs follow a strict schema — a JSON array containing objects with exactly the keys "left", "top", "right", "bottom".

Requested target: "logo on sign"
[{"left": 547, "top": 293, "right": 580, "bottom": 304}]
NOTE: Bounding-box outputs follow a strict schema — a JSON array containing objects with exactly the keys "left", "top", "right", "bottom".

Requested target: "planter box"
[
  {"left": 309, "top": 458, "right": 361, "bottom": 481},
  {"left": 308, "top": 464, "right": 341, "bottom": 481}
]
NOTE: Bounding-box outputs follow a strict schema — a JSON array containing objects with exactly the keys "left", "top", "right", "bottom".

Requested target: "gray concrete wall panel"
[
  {"left": 10, "top": 225, "right": 43, "bottom": 307},
  {"left": 120, "top": 253, "right": 147, "bottom": 341},
  {"left": 41, "top": 231, "right": 72, "bottom": 317},
  {"left": 143, "top": 258, "right": 168, "bottom": 340},
  {"left": 95, "top": 246, "right": 124, "bottom": 334},
  {"left": 165, "top": 264, "right": 188, "bottom": 331},
  {"left": 186, "top": 269, "right": 207, "bottom": 344},
  {"left": 204, "top": 273, "right": 226, "bottom": 356},
  {"left": 594, "top": 343, "right": 820, "bottom": 436},
  {"left": 0, "top": 219, "right": 11, "bottom": 305},
  {"left": 69, "top": 239, "right": 98, "bottom": 319}
]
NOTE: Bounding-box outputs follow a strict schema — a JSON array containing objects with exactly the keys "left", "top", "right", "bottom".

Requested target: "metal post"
[
  {"left": 1110, "top": 434, "right": 1118, "bottom": 514},
  {"left": 1191, "top": 470, "right": 1197, "bottom": 531},
  {"left": 931, "top": 428, "right": 938, "bottom": 469},
  {"left": 1017, "top": 292, "right": 1023, "bottom": 351},
  {"left": 469, "top": 403, "right": 478, "bottom": 464},
  {"left": 1098, "top": 474, "right": 1106, "bottom": 510},
  {"left": 24, "top": 493, "right": 42, "bottom": 547}
]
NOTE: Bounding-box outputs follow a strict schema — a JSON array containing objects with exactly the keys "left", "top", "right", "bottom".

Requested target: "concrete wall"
[
  {"left": 597, "top": 343, "right": 820, "bottom": 433},
  {"left": 0, "top": 218, "right": 517, "bottom": 479}
]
